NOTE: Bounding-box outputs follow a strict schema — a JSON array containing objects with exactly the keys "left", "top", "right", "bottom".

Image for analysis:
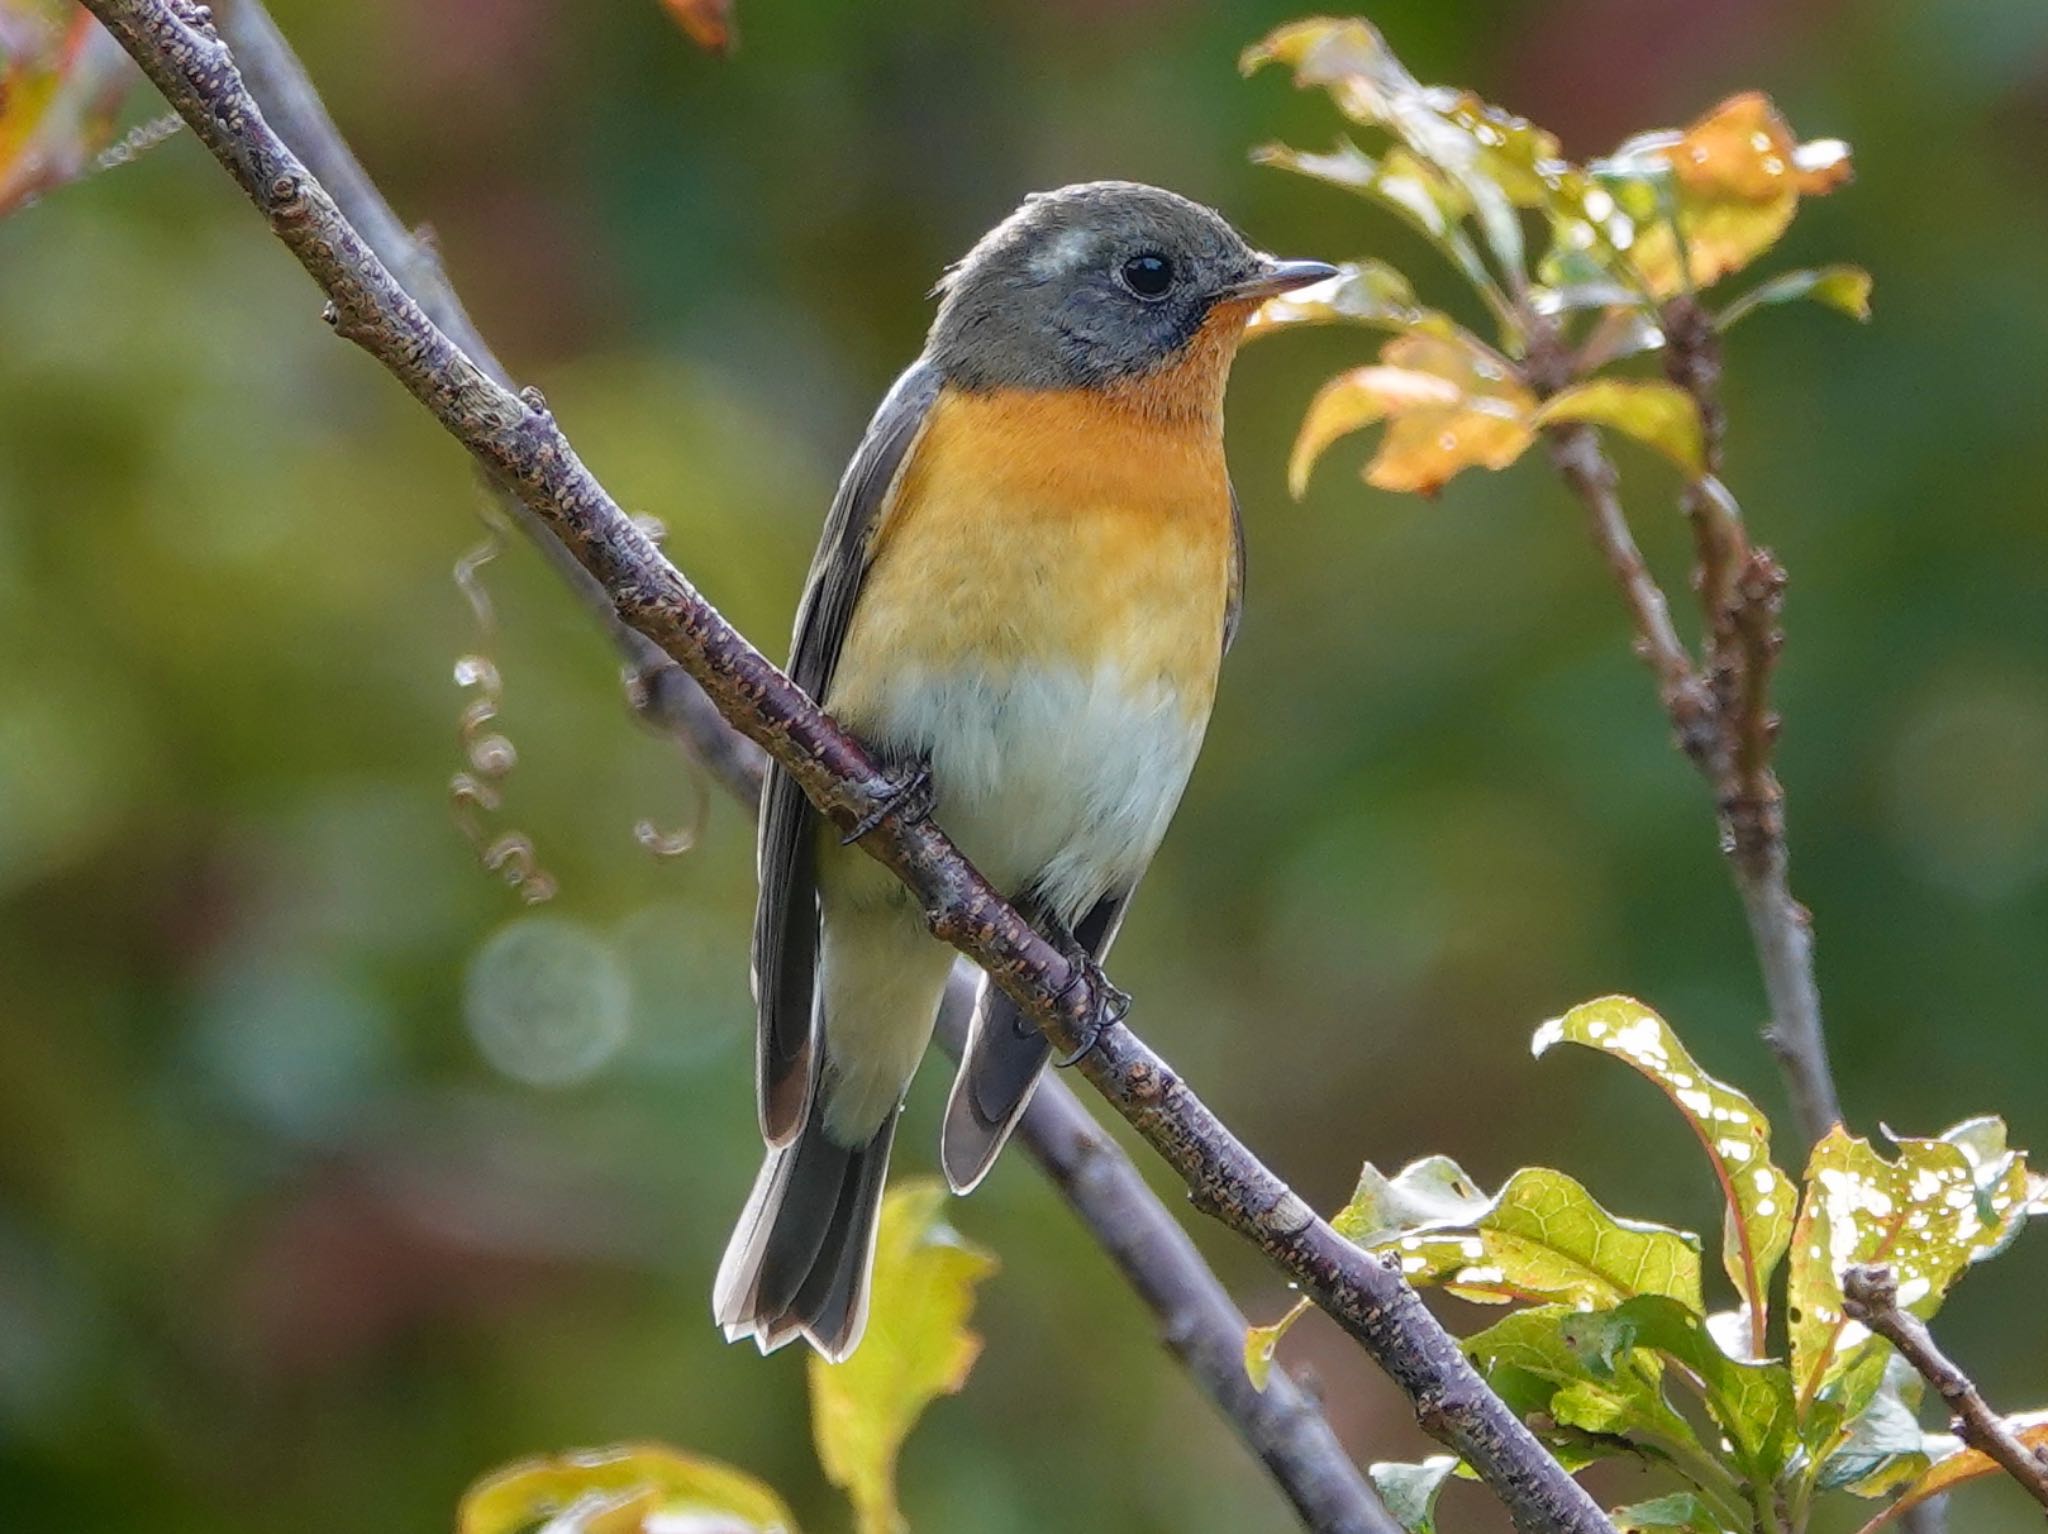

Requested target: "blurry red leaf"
[
  {"left": 659, "top": 0, "right": 736, "bottom": 57},
  {"left": 0, "top": 5, "right": 138, "bottom": 217}
]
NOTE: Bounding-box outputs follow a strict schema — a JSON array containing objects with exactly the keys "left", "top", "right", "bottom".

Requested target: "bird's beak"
[{"left": 1218, "top": 256, "right": 1340, "bottom": 303}]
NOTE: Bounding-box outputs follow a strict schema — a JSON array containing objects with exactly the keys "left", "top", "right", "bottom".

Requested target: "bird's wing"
[
  {"left": 1224, "top": 478, "right": 1246, "bottom": 655},
  {"left": 938, "top": 888, "right": 1132, "bottom": 1194},
  {"left": 753, "top": 358, "right": 945, "bottom": 1145}
]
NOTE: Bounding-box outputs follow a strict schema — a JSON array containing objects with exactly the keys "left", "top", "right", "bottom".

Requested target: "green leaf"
[
  {"left": 810, "top": 1182, "right": 997, "bottom": 1534},
  {"left": 1719, "top": 265, "right": 1873, "bottom": 328},
  {"left": 1562, "top": 1296, "right": 1798, "bottom": 1482},
  {"left": 1851, "top": 1414, "right": 2048, "bottom": 1534},
  {"left": 1534, "top": 380, "right": 1707, "bottom": 476},
  {"left": 1366, "top": 1456, "right": 1459, "bottom": 1533},
  {"left": 1801, "top": 1337, "right": 1895, "bottom": 1472},
  {"left": 1611, "top": 1491, "right": 1730, "bottom": 1532},
  {"left": 1788, "top": 1121, "right": 2032, "bottom": 1406},
  {"left": 457, "top": 1443, "right": 796, "bottom": 1534},
  {"left": 1817, "top": 1357, "right": 1932, "bottom": 1497},
  {"left": 1243, "top": 1297, "right": 1312, "bottom": 1391},
  {"left": 1534, "top": 998, "right": 1797, "bottom": 1355},
  {"left": 1331, "top": 1154, "right": 1491, "bottom": 1243},
  {"left": 1343, "top": 1159, "right": 1703, "bottom": 1311},
  {"left": 1464, "top": 1305, "right": 1701, "bottom": 1460}
]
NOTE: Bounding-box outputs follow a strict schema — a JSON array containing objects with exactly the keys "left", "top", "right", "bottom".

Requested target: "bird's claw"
[
  {"left": 841, "top": 758, "right": 934, "bottom": 845},
  {"left": 1053, "top": 953, "right": 1130, "bottom": 1068}
]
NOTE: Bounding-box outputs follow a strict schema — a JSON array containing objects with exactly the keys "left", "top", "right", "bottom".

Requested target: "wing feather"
[{"left": 752, "top": 360, "right": 944, "bottom": 1145}]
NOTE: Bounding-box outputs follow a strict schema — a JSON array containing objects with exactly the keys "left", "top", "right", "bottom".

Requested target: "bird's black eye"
[{"left": 1119, "top": 252, "right": 1175, "bottom": 299}]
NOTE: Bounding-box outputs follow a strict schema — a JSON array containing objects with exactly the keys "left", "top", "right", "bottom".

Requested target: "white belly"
[{"left": 867, "top": 661, "right": 1209, "bottom": 921}]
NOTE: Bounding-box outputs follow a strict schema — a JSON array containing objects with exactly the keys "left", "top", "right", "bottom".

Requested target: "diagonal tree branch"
[
  {"left": 209, "top": 6, "right": 1391, "bottom": 1531},
  {"left": 1842, "top": 1265, "right": 2048, "bottom": 1515},
  {"left": 83, "top": 2, "right": 1619, "bottom": 1527}
]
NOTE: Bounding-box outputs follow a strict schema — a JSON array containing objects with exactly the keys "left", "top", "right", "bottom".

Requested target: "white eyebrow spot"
[{"left": 1029, "top": 227, "right": 1095, "bottom": 279}]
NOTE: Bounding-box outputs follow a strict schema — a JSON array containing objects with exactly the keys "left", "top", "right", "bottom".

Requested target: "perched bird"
[{"left": 714, "top": 181, "right": 1332, "bottom": 1359}]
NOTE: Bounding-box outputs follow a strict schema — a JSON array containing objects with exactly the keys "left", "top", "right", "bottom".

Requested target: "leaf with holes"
[
  {"left": 1344, "top": 1160, "right": 1702, "bottom": 1311},
  {"left": 458, "top": 1443, "right": 796, "bottom": 1534},
  {"left": 1788, "top": 1121, "right": 2032, "bottom": 1407},
  {"left": 810, "top": 1181, "right": 996, "bottom": 1534},
  {"left": 1534, "top": 997, "right": 1796, "bottom": 1357}
]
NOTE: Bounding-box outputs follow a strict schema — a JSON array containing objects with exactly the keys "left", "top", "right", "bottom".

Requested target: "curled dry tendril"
[{"left": 449, "top": 526, "right": 556, "bottom": 904}]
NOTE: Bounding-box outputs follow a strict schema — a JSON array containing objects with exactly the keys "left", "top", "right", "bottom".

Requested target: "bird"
[{"left": 713, "top": 180, "right": 1333, "bottom": 1360}]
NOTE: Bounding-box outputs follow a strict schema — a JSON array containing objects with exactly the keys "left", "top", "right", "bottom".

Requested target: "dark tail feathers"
[{"left": 713, "top": 1099, "right": 898, "bottom": 1362}]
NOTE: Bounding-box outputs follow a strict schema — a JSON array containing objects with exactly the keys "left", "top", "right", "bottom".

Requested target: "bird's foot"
[
  {"left": 1049, "top": 936, "right": 1130, "bottom": 1069},
  {"left": 840, "top": 756, "right": 934, "bottom": 845}
]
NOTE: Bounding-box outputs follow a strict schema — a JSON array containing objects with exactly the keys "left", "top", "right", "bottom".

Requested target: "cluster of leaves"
[
  {"left": 0, "top": 0, "right": 152, "bottom": 217},
  {"left": 459, "top": 1182, "right": 995, "bottom": 1534},
  {"left": 1248, "top": 996, "right": 2048, "bottom": 1533},
  {"left": 1240, "top": 17, "right": 1869, "bottom": 498}
]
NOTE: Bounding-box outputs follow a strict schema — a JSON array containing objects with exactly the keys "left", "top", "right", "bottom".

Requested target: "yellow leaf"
[
  {"left": 1243, "top": 1296, "right": 1312, "bottom": 1391},
  {"left": 457, "top": 1442, "right": 795, "bottom": 1534},
  {"left": 1603, "top": 93, "right": 1853, "bottom": 296},
  {"left": 1852, "top": 1417, "right": 2048, "bottom": 1534},
  {"left": 810, "top": 1182, "right": 997, "bottom": 1534},
  {"left": 1534, "top": 380, "right": 1706, "bottom": 476},
  {"left": 1290, "top": 333, "right": 1534, "bottom": 499}
]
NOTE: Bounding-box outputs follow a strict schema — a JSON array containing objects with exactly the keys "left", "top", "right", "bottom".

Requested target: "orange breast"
[{"left": 826, "top": 384, "right": 1235, "bottom": 729}]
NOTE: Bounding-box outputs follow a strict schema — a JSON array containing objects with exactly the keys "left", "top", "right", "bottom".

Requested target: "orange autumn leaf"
[
  {"left": 659, "top": 0, "right": 736, "bottom": 57},
  {"left": 1610, "top": 92, "right": 1852, "bottom": 296},
  {"left": 1290, "top": 332, "right": 1534, "bottom": 498}
]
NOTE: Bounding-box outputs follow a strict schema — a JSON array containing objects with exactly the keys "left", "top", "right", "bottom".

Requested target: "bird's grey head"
[{"left": 926, "top": 181, "right": 1334, "bottom": 393}]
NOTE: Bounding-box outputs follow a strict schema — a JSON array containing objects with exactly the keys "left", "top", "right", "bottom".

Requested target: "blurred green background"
[{"left": 4, "top": 0, "right": 2047, "bottom": 1530}]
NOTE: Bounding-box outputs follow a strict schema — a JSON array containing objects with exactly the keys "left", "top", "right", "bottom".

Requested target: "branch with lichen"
[{"left": 81, "top": 2, "right": 1610, "bottom": 1530}]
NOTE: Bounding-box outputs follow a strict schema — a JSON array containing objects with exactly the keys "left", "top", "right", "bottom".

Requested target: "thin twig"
[
  {"left": 1658, "top": 295, "right": 1844, "bottom": 1145},
  {"left": 208, "top": 6, "right": 1388, "bottom": 1531},
  {"left": 1532, "top": 305, "right": 1844, "bottom": 1149},
  {"left": 1842, "top": 1265, "right": 2048, "bottom": 1515},
  {"left": 86, "top": 2, "right": 1609, "bottom": 1527}
]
